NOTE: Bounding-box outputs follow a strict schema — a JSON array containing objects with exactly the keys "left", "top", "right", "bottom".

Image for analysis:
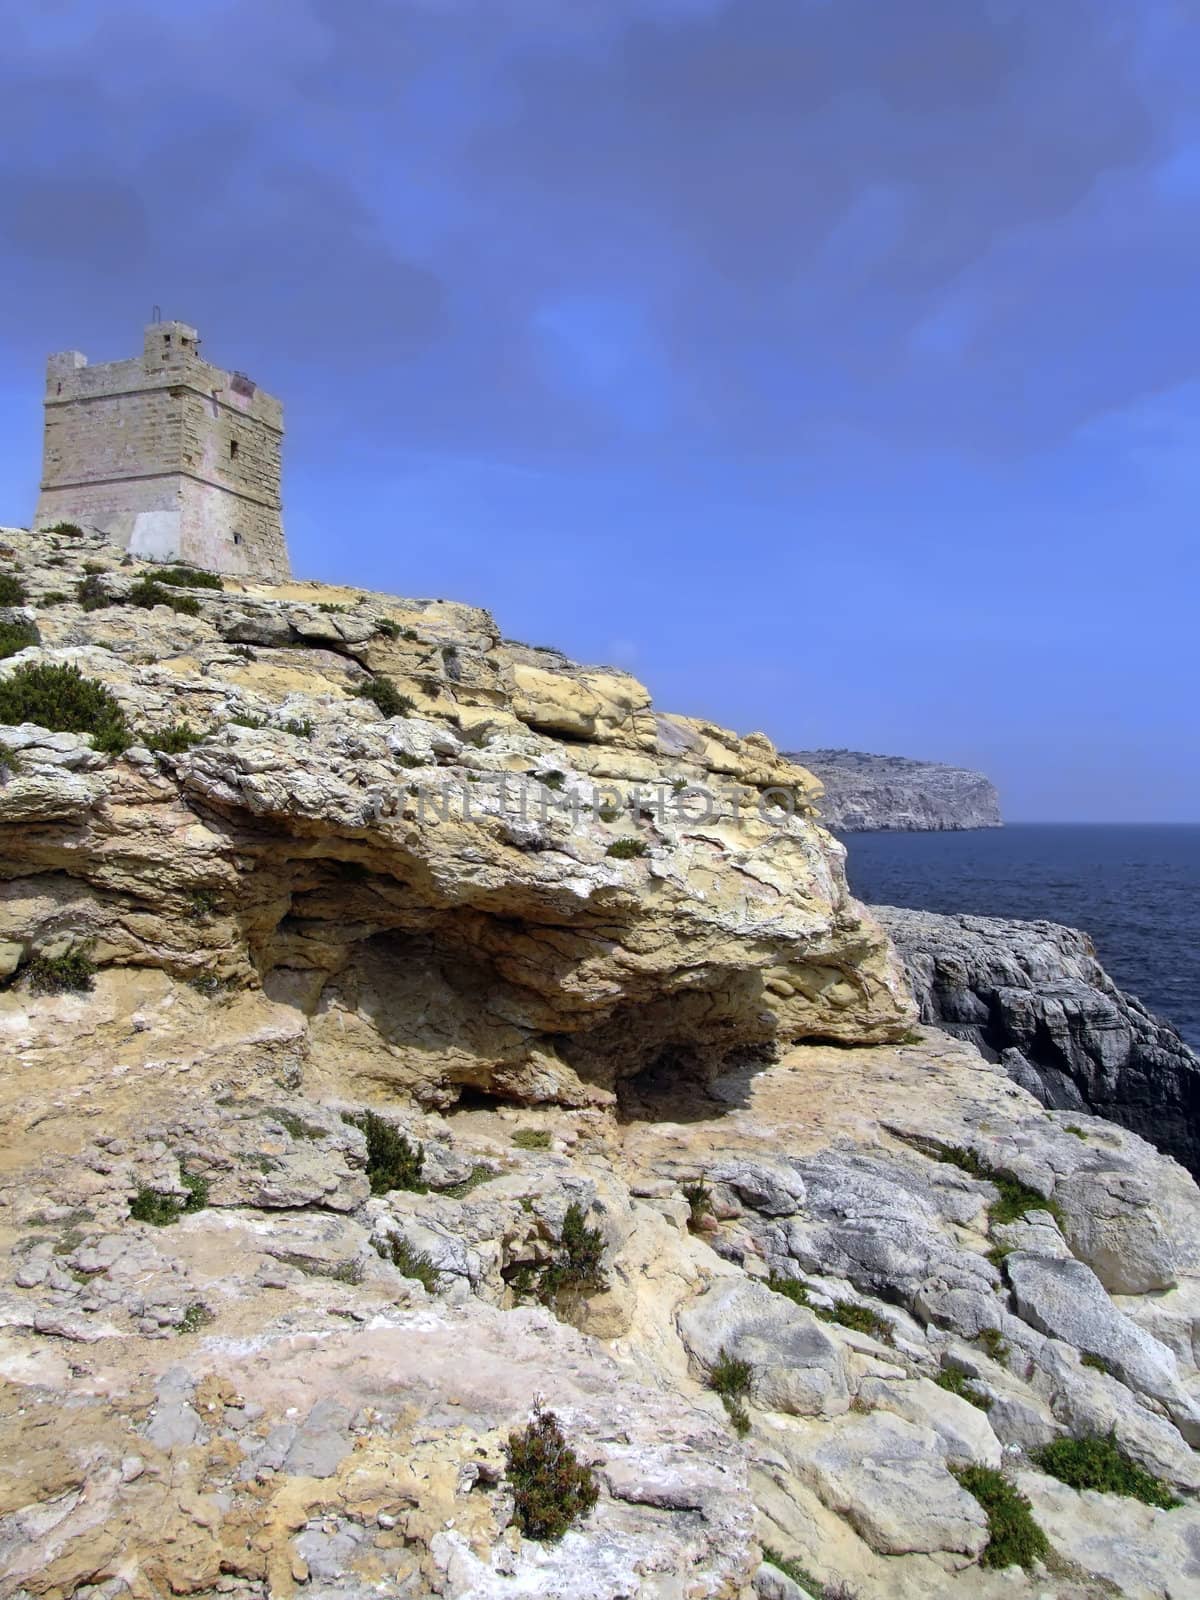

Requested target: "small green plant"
[
  {"left": 512, "top": 1128, "right": 552, "bottom": 1150},
  {"left": 318, "top": 602, "right": 346, "bottom": 614},
  {"left": 539, "top": 769, "right": 566, "bottom": 791},
  {"left": 189, "top": 970, "right": 232, "bottom": 997},
  {"left": 129, "top": 1170, "right": 206, "bottom": 1227},
  {"left": 178, "top": 1302, "right": 214, "bottom": 1334},
  {"left": 43, "top": 521, "right": 84, "bottom": 536},
  {"left": 0, "top": 571, "right": 28, "bottom": 606},
  {"left": 229, "top": 712, "right": 266, "bottom": 729},
  {"left": 354, "top": 675, "right": 416, "bottom": 718},
  {"left": 128, "top": 577, "right": 199, "bottom": 615},
  {"left": 606, "top": 837, "right": 649, "bottom": 859},
  {"left": 145, "top": 721, "right": 202, "bottom": 754},
  {"left": 1080, "top": 1351, "right": 1114, "bottom": 1376},
  {"left": 275, "top": 1251, "right": 364, "bottom": 1284},
  {"left": 403, "top": 627, "right": 419, "bottom": 641},
  {"left": 187, "top": 888, "right": 219, "bottom": 920},
  {"left": 267, "top": 1107, "right": 326, "bottom": 1141},
  {"left": 375, "top": 1233, "right": 439, "bottom": 1291},
  {"left": 821, "top": 1300, "right": 893, "bottom": 1343},
  {"left": 540, "top": 1202, "right": 605, "bottom": 1301},
  {"left": 26, "top": 949, "right": 95, "bottom": 995},
  {"left": 762, "top": 1550, "right": 832, "bottom": 1596},
  {"left": 707, "top": 1347, "right": 752, "bottom": 1436},
  {"left": 976, "top": 1327, "right": 1010, "bottom": 1363},
  {"left": 0, "top": 619, "right": 38, "bottom": 659},
  {"left": 767, "top": 1272, "right": 813, "bottom": 1307},
  {"left": 342, "top": 1109, "right": 426, "bottom": 1194},
  {"left": 154, "top": 565, "right": 224, "bottom": 591},
  {"left": 596, "top": 801, "right": 622, "bottom": 823},
  {"left": 282, "top": 717, "right": 314, "bottom": 740},
  {"left": 444, "top": 1163, "right": 498, "bottom": 1199},
  {"left": 1064, "top": 1124, "right": 1088, "bottom": 1139},
  {"left": 374, "top": 618, "right": 401, "bottom": 639},
  {"left": 75, "top": 574, "right": 111, "bottom": 611},
  {"left": 1032, "top": 1433, "right": 1181, "bottom": 1508},
  {"left": 505, "top": 1402, "right": 599, "bottom": 1543},
  {"left": 926, "top": 1144, "right": 1061, "bottom": 1227},
  {"left": 684, "top": 1180, "right": 714, "bottom": 1233},
  {"left": 0, "top": 739, "right": 21, "bottom": 776},
  {"left": 82, "top": 562, "right": 105, "bottom": 576},
  {"left": 0, "top": 662, "right": 131, "bottom": 753},
  {"left": 936, "top": 1367, "right": 991, "bottom": 1410},
  {"left": 953, "top": 1466, "right": 1050, "bottom": 1569},
  {"left": 38, "top": 591, "right": 69, "bottom": 606}
]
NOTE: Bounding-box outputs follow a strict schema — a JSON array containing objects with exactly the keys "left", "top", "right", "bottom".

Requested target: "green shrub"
[
  {"left": 505, "top": 1402, "right": 599, "bottom": 1543},
  {"left": 154, "top": 565, "right": 223, "bottom": 591},
  {"left": 684, "top": 1179, "right": 714, "bottom": 1232},
  {"left": 976, "top": 1327, "right": 1010, "bottom": 1363},
  {"left": 1080, "top": 1351, "right": 1114, "bottom": 1376},
  {"left": 375, "top": 618, "right": 401, "bottom": 639},
  {"left": 0, "top": 662, "right": 131, "bottom": 753},
  {"left": 762, "top": 1550, "right": 831, "bottom": 1595},
  {"left": 38, "top": 591, "right": 69, "bottom": 606},
  {"left": 0, "top": 619, "right": 39, "bottom": 659},
  {"left": 538, "top": 1202, "right": 605, "bottom": 1301},
  {"left": 707, "top": 1347, "right": 753, "bottom": 1436},
  {"left": 26, "top": 949, "right": 95, "bottom": 995},
  {"left": 1032, "top": 1433, "right": 1181, "bottom": 1508},
  {"left": 178, "top": 1302, "right": 214, "bottom": 1334},
  {"left": 444, "top": 1163, "right": 498, "bottom": 1199},
  {"left": 267, "top": 1107, "right": 326, "bottom": 1141},
  {"left": 512, "top": 1128, "right": 552, "bottom": 1150},
  {"left": 42, "top": 521, "right": 83, "bottom": 536},
  {"left": 128, "top": 1169, "right": 207, "bottom": 1227},
  {"left": 342, "top": 1109, "right": 426, "bottom": 1194},
  {"left": 1065, "top": 1124, "right": 1088, "bottom": 1139},
  {"left": 0, "top": 572, "right": 28, "bottom": 606},
  {"left": 954, "top": 1466, "right": 1050, "bottom": 1569},
  {"left": 539, "top": 769, "right": 566, "bottom": 791},
  {"left": 936, "top": 1367, "right": 991, "bottom": 1410},
  {"left": 75, "top": 574, "right": 114, "bottom": 612},
  {"left": 0, "top": 739, "right": 21, "bottom": 776},
  {"left": 375, "top": 1232, "right": 439, "bottom": 1291},
  {"left": 606, "top": 837, "right": 648, "bottom": 859},
  {"left": 145, "top": 721, "right": 201, "bottom": 754},
  {"left": 229, "top": 712, "right": 266, "bottom": 729},
  {"left": 354, "top": 675, "right": 416, "bottom": 718},
  {"left": 318, "top": 601, "right": 346, "bottom": 614},
  {"left": 282, "top": 717, "right": 314, "bottom": 740},
  {"left": 128, "top": 578, "right": 200, "bottom": 616}
]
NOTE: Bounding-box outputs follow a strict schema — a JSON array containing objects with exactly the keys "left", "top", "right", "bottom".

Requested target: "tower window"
[
  {"left": 230, "top": 439, "right": 239, "bottom": 459},
  {"left": 233, "top": 531, "right": 243, "bottom": 546}
]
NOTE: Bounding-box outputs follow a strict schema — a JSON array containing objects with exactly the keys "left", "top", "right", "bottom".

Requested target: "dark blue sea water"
[{"left": 841, "top": 824, "right": 1200, "bottom": 1053}]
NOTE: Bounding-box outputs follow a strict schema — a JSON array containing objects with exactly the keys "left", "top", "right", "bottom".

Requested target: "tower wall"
[{"left": 34, "top": 322, "right": 289, "bottom": 580}]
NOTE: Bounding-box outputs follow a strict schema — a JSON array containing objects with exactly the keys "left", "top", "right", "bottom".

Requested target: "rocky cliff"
[
  {"left": 3, "top": 524, "right": 1200, "bottom": 1600},
  {"left": 878, "top": 905, "right": 1200, "bottom": 1180},
  {"left": 786, "top": 750, "right": 1002, "bottom": 832}
]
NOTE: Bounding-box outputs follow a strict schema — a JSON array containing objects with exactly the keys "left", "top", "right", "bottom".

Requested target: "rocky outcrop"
[
  {"left": 878, "top": 905, "right": 1200, "bottom": 1179},
  {"left": 5, "top": 524, "right": 1200, "bottom": 1599},
  {"left": 786, "top": 750, "right": 1001, "bottom": 832},
  {"left": 0, "top": 523, "right": 912, "bottom": 1114}
]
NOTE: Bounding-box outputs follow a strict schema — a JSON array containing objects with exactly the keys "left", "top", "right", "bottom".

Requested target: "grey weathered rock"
[
  {"left": 783, "top": 1412, "right": 989, "bottom": 1557},
  {"left": 878, "top": 905, "right": 1200, "bottom": 1177},
  {"left": 786, "top": 749, "right": 1001, "bottom": 832}
]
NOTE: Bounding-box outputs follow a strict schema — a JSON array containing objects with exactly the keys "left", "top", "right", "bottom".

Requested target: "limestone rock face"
[
  {"left": 1, "top": 524, "right": 912, "bottom": 1111},
  {"left": 879, "top": 905, "right": 1200, "bottom": 1177},
  {"left": 7, "top": 524, "right": 1200, "bottom": 1600},
  {"left": 784, "top": 750, "right": 1002, "bottom": 832}
]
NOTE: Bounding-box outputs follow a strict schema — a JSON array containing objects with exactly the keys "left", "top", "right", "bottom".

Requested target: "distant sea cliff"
[{"left": 787, "top": 748, "right": 1002, "bottom": 832}]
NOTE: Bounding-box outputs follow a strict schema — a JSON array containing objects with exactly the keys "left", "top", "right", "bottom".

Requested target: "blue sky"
[{"left": 2, "top": 0, "right": 1198, "bottom": 820}]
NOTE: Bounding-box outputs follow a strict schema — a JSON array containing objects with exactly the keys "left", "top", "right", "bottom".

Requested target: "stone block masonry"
[{"left": 33, "top": 321, "right": 290, "bottom": 581}]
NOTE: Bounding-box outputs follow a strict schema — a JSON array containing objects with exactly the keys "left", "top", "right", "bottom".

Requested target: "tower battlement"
[{"left": 34, "top": 321, "right": 289, "bottom": 580}]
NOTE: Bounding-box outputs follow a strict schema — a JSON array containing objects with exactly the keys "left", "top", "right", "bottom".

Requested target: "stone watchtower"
[{"left": 34, "top": 321, "right": 289, "bottom": 580}]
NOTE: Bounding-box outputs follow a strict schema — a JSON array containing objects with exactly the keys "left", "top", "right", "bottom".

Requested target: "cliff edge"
[{"left": 787, "top": 749, "right": 1002, "bottom": 832}]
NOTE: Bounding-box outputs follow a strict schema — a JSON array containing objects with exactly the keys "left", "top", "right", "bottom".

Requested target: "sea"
[{"left": 840, "top": 823, "right": 1200, "bottom": 1053}]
